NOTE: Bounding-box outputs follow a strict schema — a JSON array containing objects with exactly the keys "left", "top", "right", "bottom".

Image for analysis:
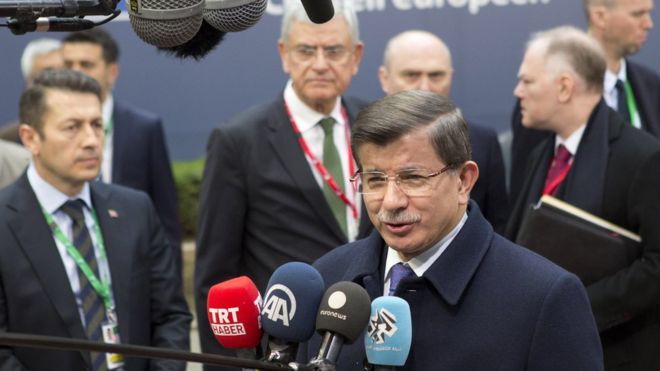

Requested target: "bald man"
[{"left": 378, "top": 30, "right": 509, "bottom": 232}]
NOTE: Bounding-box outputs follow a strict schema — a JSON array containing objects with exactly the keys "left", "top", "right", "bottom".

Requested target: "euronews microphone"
[
  {"left": 364, "top": 297, "right": 412, "bottom": 370},
  {"left": 206, "top": 276, "right": 264, "bottom": 367},
  {"left": 309, "top": 281, "right": 371, "bottom": 369},
  {"left": 261, "top": 262, "right": 325, "bottom": 365}
]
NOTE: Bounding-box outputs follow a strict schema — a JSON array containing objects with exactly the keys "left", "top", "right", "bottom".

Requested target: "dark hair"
[
  {"left": 20, "top": 69, "right": 102, "bottom": 135},
  {"left": 351, "top": 90, "right": 471, "bottom": 170},
  {"left": 63, "top": 28, "right": 119, "bottom": 63}
]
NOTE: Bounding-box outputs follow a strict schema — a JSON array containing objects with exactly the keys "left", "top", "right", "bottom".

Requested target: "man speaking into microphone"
[
  {"left": 300, "top": 90, "right": 604, "bottom": 370},
  {"left": 195, "top": 0, "right": 372, "bottom": 368}
]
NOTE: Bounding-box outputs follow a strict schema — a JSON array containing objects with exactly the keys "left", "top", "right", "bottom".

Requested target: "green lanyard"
[
  {"left": 622, "top": 80, "right": 639, "bottom": 127},
  {"left": 104, "top": 117, "right": 113, "bottom": 145},
  {"left": 41, "top": 206, "right": 113, "bottom": 311}
]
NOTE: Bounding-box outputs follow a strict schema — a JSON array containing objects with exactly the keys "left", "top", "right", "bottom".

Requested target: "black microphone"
[
  {"left": 7, "top": 17, "right": 95, "bottom": 34},
  {"left": 309, "top": 281, "right": 371, "bottom": 369},
  {"left": 0, "top": 0, "right": 117, "bottom": 18},
  {"left": 157, "top": 19, "right": 226, "bottom": 60},
  {"left": 300, "top": 0, "right": 334, "bottom": 24},
  {"left": 126, "top": 0, "right": 204, "bottom": 48}
]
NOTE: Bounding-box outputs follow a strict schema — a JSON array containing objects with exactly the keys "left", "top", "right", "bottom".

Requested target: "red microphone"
[{"left": 207, "top": 276, "right": 263, "bottom": 352}]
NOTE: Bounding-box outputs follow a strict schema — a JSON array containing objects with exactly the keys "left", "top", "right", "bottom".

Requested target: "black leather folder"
[{"left": 515, "top": 195, "right": 641, "bottom": 286}]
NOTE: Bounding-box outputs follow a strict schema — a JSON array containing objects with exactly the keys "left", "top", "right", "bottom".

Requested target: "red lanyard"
[
  {"left": 543, "top": 163, "right": 572, "bottom": 196},
  {"left": 284, "top": 102, "right": 358, "bottom": 220}
]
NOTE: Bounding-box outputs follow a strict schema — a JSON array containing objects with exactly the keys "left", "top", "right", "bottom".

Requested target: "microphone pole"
[{"left": 0, "top": 332, "right": 291, "bottom": 370}]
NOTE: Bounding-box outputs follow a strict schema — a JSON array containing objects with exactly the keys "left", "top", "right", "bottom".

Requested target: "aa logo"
[
  {"left": 262, "top": 284, "right": 297, "bottom": 327},
  {"left": 367, "top": 308, "right": 398, "bottom": 344}
]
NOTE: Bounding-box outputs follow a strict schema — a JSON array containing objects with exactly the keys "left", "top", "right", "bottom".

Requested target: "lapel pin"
[{"left": 108, "top": 209, "right": 119, "bottom": 218}]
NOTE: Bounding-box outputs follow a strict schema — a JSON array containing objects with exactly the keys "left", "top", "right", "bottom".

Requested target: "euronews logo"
[{"left": 262, "top": 284, "right": 297, "bottom": 327}]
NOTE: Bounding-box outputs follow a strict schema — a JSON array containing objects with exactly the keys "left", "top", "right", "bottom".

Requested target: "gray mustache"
[{"left": 377, "top": 210, "right": 421, "bottom": 224}]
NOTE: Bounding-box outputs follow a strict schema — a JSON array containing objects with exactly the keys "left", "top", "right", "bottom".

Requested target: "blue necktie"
[
  {"left": 60, "top": 200, "right": 108, "bottom": 371},
  {"left": 388, "top": 263, "right": 416, "bottom": 296}
]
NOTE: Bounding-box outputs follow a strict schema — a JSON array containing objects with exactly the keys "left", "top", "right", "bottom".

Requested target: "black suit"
[
  {"left": 506, "top": 100, "right": 660, "bottom": 370},
  {"left": 0, "top": 175, "right": 192, "bottom": 370},
  {"left": 465, "top": 121, "right": 509, "bottom": 232},
  {"left": 194, "top": 95, "right": 372, "bottom": 369},
  {"left": 111, "top": 100, "right": 182, "bottom": 270},
  {"left": 509, "top": 60, "right": 660, "bottom": 199}
]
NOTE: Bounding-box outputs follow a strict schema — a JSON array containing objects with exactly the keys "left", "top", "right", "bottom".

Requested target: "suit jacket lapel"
[
  {"left": 267, "top": 96, "right": 348, "bottom": 243},
  {"left": 561, "top": 100, "right": 609, "bottom": 215},
  {"left": 89, "top": 182, "right": 132, "bottom": 343},
  {"left": 6, "top": 175, "right": 88, "bottom": 362},
  {"left": 626, "top": 60, "right": 660, "bottom": 137}
]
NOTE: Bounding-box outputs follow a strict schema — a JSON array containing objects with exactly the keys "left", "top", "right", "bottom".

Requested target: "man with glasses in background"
[
  {"left": 300, "top": 90, "right": 603, "bottom": 370},
  {"left": 194, "top": 1, "right": 372, "bottom": 368}
]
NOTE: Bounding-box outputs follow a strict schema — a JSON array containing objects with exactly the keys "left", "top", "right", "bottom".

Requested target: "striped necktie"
[
  {"left": 60, "top": 200, "right": 108, "bottom": 371},
  {"left": 319, "top": 117, "right": 348, "bottom": 238}
]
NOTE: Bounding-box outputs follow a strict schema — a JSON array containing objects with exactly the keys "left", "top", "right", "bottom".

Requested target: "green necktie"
[{"left": 319, "top": 117, "right": 348, "bottom": 238}]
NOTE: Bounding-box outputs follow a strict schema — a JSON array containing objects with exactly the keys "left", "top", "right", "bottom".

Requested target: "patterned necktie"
[
  {"left": 615, "top": 79, "right": 631, "bottom": 124},
  {"left": 388, "top": 263, "right": 416, "bottom": 296},
  {"left": 60, "top": 200, "right": 108, "bottom": 371},
  {"left": 543, "top": 144, "right": 572, "bottom": 196},
  {"left": 319, "top": 117, "right": 348, "bottom": 238}
]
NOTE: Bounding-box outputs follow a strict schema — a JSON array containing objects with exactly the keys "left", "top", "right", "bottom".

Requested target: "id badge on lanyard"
[{"left": 102, "top": 307, "right": 124, "bottom": 369}]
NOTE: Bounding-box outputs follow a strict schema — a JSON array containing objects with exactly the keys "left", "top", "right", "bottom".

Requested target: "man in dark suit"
[
  {"left": 509, "top": 0, "right": 659, "bottom": 198},
  {"left": 378, "top": 30, "right": 509, "bottom": 232},
  {"left": 0, "top": 69, "right": 191, "bottom": 370},
  {"left": 299, "top": 90, "right": 603, "bottom": 370},
  {"left": 61, "top": 28, "right": 182, "bottom": 272},
  {"left": 506, "top": 26, "right": 660, "bottom": 369},
  {"left": 194, "top": 1, "right": 371, "bottom": 368}
]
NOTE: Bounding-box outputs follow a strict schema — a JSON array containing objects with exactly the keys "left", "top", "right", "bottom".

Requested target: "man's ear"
[
  {"left": 19, "top": 123, "right": 41, "bottom": 157},
  {"left": 457, "top": 161, "right": 479, "bottom": 205},
  {"left": 557, "top": 72, "right": 575, "bottom": 103}
]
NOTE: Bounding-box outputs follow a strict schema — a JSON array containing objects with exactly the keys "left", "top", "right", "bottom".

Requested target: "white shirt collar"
[
  {"left": 554, "top": 123, "right": 587, "bottom": 157},
  {"left": 102, "top": 94, "right": 114, "bottom": 131},
  {"left": 604, "top": 58, "right": 628, "bottom": 96},
  {"left": 384, "top": 212, "right": 468, "bottom": 280},
  {"left": 27, "top": 164, "right": 93, "bottom": 214},
  {"left": 283, "top": 80, "right": 345, "bottom": 132}
]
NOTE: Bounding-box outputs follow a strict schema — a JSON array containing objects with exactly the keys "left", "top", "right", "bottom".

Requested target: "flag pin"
[{"left": 108, "top": 209, "right": 119, "bottom": 218}]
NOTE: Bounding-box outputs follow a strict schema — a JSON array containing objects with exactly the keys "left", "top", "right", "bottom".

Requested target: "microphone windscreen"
[
  {"left": 300, "top": 0, "right": 334, "bottom": 24},
  {"left": 127, "top": 0, "right": 204, "bottom": 47},
  {"left": 365, "top": 296, "right": 412, "bottom": 367},
  {"left": 203, "top": 0, "right": 267, "bottom": 32},
  {"left": 316, "top": 281, "right": 371, "bottom": 343},
  {"left": 261, "top": 262, "right": 325, "bottom": 342},
  {"left": 207, "top": 276, "right": 263, "bottom": 349},
  {"left": 157, "top": 19, "right": 226, "bottom": 60}
]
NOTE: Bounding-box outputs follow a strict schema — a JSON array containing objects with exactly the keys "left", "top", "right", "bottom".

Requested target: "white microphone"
[{"left": 126, "top": 0, "right": 204, "bottom": 48}]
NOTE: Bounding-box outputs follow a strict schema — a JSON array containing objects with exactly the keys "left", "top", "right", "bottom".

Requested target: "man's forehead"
[{"left": 286, "top": 18, "right": 352, "bottom": 45}]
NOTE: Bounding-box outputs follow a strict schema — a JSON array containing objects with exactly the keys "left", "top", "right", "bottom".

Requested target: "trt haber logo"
[
  {"left": 262, "top": 284, "right": 297, "bottom": 327},
  {"left": 208, "top": 307, "right": 247, "bottom": 336}
]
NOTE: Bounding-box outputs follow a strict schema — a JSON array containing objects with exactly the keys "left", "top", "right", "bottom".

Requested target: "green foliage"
[{"left": 172, "top": 157, "right": 205, "bottom": 238}]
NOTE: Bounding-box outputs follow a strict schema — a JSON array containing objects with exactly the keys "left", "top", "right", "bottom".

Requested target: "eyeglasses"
[
  {"left": 290, "top": 44, "right": 351, "bottom": 64},
  {"left": 350, "top": 165, "right": 453, "bottom": 198}
]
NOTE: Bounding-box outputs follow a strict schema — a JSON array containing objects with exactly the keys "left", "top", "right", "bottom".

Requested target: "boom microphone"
[
  {"left": 0, "top": 0, "right": 117, "bottom": 18},
  {"left": 203, "top": 0, "right": 267, "bottom": 32},
  {"left": 310, "top": 281, "right": 371, "bottom": 368},
  {"left": 7, "top": 17, "right": 95, "bottom": 34},
  {"left": 300, "top": 0, "right": 334, "bottom": 24},
  {"left": 364, "top": 297, "right": 412, "bottom": 370},
  {"left": 126, "top": 0, "right": 204, "bottom": 48},
  {"left": 157, "top": 19, "right": 226, "bottom": 60},
  {"left": 261, "top": 262, "right": 325, "bottom": 365},
  {"left": 206, "top": 276, "right": 264, "bottom": 361}
]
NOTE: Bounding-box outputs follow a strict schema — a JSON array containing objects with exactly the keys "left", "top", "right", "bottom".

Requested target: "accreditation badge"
[{"left": 102, "top": 316, "right": 125, "bottom": 369}]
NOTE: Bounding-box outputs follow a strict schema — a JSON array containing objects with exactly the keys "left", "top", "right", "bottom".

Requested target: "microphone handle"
[
  {"left": 0, "top": 332, "right": 291, "bottom": 370},
  {"left": 0, "top": 0, "right": 110, "bottom": 18},
  {"left": 315, "top": 332, "right": 344, "bottom": 363},
  {"left": 266, "top": 337, "right": 299, "bottom": 365}
]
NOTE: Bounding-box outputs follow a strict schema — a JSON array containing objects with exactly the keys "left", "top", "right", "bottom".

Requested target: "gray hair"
[
  {"left": 352, "top": 90, "right": 471, "bottom": 170},
  {"left": 279, "top": 0, "right": 360, "bottom": 45},
  {"left": 20, "top": 69, "right": 101, "bottom": 136},
  {"left": 583, "top": 0, "right": 617, "bottom": 23},
  {"left": 527, "top": 25, "right": 606, "bottom": 93},
  {"left": 20, "top": 38, "right": 61, "bottom": 81}
]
